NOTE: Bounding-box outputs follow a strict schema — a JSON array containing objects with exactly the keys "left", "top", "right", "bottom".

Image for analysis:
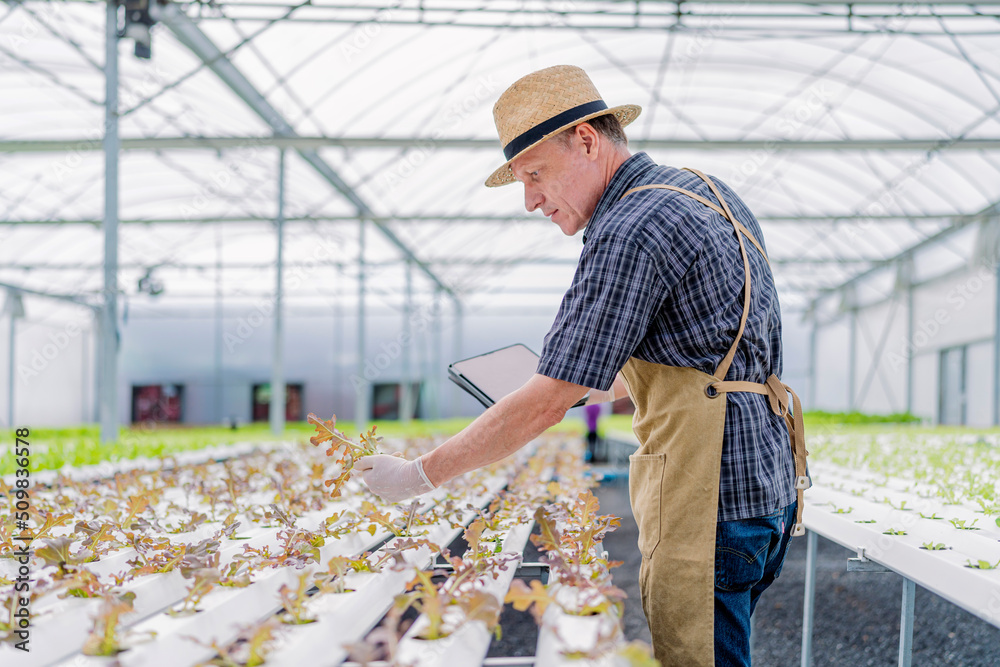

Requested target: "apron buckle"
[
  {"left": 791, "top": 523, "right": 806, "bottom": 537},
  {"left": 795, "top": 475, "right": 812, "bottom": 490}
]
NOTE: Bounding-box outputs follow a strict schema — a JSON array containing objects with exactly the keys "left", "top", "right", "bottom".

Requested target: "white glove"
[{"left": 355, "top": 454, "right": 435, "bottom": 503}]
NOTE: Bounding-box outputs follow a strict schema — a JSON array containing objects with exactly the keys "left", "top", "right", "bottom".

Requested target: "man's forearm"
[{"left": 420, "top": 374, "right": 586, "bottom": 486}]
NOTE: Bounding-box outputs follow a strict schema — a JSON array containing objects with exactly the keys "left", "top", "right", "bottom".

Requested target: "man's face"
[{"left": 510, "top": 127, "right": 605, "bottom": 236}]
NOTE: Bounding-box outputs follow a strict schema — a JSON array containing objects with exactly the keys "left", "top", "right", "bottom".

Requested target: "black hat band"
[{"left": 502, "top": 100, "right": 609, "bottom": 161}]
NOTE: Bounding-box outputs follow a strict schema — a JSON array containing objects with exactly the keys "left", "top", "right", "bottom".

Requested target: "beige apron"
[{"left": 619, "top": 169, "right": 810, "bottom": 666}]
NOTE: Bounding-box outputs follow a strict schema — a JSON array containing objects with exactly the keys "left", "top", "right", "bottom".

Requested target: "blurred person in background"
[{"left": 584, "top": 402, "right": 605, "bottom": 463}]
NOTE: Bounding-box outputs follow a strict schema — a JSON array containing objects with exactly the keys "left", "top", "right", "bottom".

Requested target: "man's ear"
[{"left": 576, "top": 122, "right": 600, "bottom": 159}]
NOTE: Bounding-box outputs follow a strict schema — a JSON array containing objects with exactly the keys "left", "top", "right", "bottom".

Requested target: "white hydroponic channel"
[
  {"left": 0, "top": 435, "right": 650, "bottom": 667},
  {"left": 805, "top": 431, "right": 1000, "bottom": 627}
]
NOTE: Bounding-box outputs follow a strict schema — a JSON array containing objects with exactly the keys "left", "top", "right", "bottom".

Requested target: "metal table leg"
[
  {"left": 801, "top": 530, "right": 818, "bottom": 667},
  {"left": 898, "top": 577, "right": 915, "bottom": 667}
]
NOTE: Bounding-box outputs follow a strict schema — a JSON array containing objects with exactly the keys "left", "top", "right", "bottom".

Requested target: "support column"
[
  {"left": 903, "top": 257, "right": 916, "bottom": 417},
  {"left": 7, "top": 308, "right": 15, "bottom": 428},
  {"left": 800, "top": 530, "right": 818, "bottom": 667},
  {"left": 99, "top": 0, "right": 120, "bottom": 445},
  {"left": 400, "top": 260, "right": 413, "bottom": 424},
  {"left": 898, "top": 578, "right": 916, "bottom": 666},
  {"left": 808, "top": 319, "right": 818, "bottom": 410},
  {"left": 994, "top": 258, "right": 1000, "bottom": 425},
  {"left": 81, "top": 327, "right": 88, "bottom": 424},
  {"left": 214, "top": 224, "right": 223, "bottom": 425},
  {"left": 2, "top": 293, "right": 26, "bottom": 428},
  {"left": 848, "top": 308, "right": 857, "bottom": 411},
  {"left": 430, "top": 288, "right": 442, "bottom": 420},
  {"left": 270, "top": 149, "right": 286, "bottom": 435},
  {"left": 333, "top": 298, "right": 342, "bottom": 416},
  {"left": 330, "top": 294, "right": 344, "bottom": 406},
  {"left": 452, "top": 297, "right": 463, "bottom": 416},
  {"left": 907, "top": 283, "right": 916, "bottom": 416},
  {"left": 93, "top": 311, "right": 101, "bottom": 424},
  {"left": 355, "top": 219, "right": 369, "bottom": 432}
]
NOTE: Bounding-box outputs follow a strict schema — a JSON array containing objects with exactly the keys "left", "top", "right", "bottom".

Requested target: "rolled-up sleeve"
[{"left": 536, "top": 233, "right": 669, "bottom": 391}]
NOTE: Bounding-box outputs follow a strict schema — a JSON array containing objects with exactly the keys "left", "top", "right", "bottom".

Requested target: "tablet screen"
[
  {"left": 449, "top": 344, "right": 540, "bottom": 405},
  {"left": 449, "top": 344, "right": 588, "bottom": 408}
]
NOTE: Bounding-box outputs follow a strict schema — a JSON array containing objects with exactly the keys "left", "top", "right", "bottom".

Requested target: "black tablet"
[{"left": 448, "top": 343, "right": 589, "bottom": 409}]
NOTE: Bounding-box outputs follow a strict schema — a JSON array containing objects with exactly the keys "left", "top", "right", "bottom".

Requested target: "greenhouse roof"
[{"left": 2, "top": 0, "right": 1000, "bottom": 318}]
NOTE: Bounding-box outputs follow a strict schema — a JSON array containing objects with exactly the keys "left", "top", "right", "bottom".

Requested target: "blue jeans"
[{"left": 714, "top": 501, "right": 797, "bottom": 666}]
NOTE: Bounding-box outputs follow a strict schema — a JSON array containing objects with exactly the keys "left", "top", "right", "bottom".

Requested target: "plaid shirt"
[{"left": 537, "top": 152, "right": 795, "bottom": 522}]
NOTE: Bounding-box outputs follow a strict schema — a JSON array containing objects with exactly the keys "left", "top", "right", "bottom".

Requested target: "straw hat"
[{"left": 485, "top": 65, "right": 641, "bottom": 187}]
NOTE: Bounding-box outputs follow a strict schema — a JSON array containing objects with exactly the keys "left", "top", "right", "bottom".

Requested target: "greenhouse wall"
[
  {"left": 5, "top": 299, "right": 815, "bottom": 429},
  {"left": 966, "top": 342, "right": 993, "bottom": 425},
  {"left": 851, "top": 298, "right": 908, "bottom": 415},
  {"left": 813, "top": 257, "right": 1000, "bottom": 426},
  {"left": 120, "top": 305, "right": 568, "bottom": 425},
  {"left": 2, "top": 303, "right": 563, "bottom": 427},
  {"left": 779, "top": 314, "right": 810, "bottom": 408},
  {"left": 0, "top": 301, "right": 96, "bottom": 429},
  {"left": 911, "top": 351, "right": 938, "bottom": 422},
  {"left": 813, "top": 318, "right": 851, "bottom": 412}
]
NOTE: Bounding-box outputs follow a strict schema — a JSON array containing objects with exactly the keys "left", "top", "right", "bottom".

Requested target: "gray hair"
[{"left": 552, "top": 113, "right": 628, "bottom": 147}]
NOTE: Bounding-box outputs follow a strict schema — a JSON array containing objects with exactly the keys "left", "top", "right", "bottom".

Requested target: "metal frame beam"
[
  {"left": 0, "top": 213, "right": 963, "bottom": 225},
  {"left": 800, "top": 529, "right": 818, "bottom": 667},
  {"left": 99, "top": 0, "right": 119, "bottom": 446},
  {"left": 56, "top": 0, "right": 1000, "bottom": 6},
  {"left": 153, "top": 2, "right": 455, "bottom": 301},
  {"left": 899, "top": 578, "right": 916, "bottom": 667},
  {"left": 147, "top": 0, "right": 1000, "bottom": 35},
  {"left": 670, "top": 0, "right": 1000, "bottom": 4},
  {"left": 355, "top": 218, "right": 368, "bottom": 429},
  {"left": 995, "top": 258, "right": 1000, "bottom": 425},
  {"left": 0, "top": 280, "right": 99, "bottom": 309},
  {"left": 903, "top": 258, "right": 916, "bottom": 415},
  {"left": 270, "top": 149, "right": 285, "bottom": 435},
  {"left": 0, "top": 257, "right": 881, "bottom": 270},
  {"left": 0, "top": 283, "right": 821, "bottom": 300},
  {"left": 173, "top": 0, "right": 1000, "bottom": 9},
  {"left": 847, "top": 306, "right": 857, "bottom": 410},
  {"left": 807, "top": 199, "right": 1000, "bottom": 315},
  {"left": 4, "top": 136, "right": 999, "bottom": 153},
  {"left": 3, "top": 290, "right": 23, "bottom": 430},
  {"left": 401, "top": 259, "right": 413, "bottom": 424}
]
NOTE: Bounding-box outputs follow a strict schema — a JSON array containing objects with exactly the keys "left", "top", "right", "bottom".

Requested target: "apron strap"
[
  {"left": 710, "top": 375, "right": 811, "bottom": 535},
  {"left": 620, "top": 169, "right": 765, "bottom": 381},
  {"left": 620, "top": 185, "right": 771, "bottom": 265},
  {"left": 681, "top": 167, "right": 771, "bottom": 268},
  {"left": 621, "top": 170, "right": 811, "bottom": 536}
]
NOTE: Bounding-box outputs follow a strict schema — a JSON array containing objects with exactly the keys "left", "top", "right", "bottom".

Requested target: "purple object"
[{"left": 585, "top": 403, "right": 601, "bottom": 432}]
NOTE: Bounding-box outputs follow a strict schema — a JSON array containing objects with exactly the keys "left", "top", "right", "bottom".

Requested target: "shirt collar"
[{"left": 582, "top": 151, "right": 656, "bottom": 244}]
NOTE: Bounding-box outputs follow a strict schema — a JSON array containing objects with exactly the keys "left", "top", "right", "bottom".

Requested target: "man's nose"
[{"left": 524, "top": 186, "right": 542, "bottom": 213}]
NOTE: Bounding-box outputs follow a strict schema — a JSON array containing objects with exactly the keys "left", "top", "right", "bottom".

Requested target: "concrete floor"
[{"left": 593, "top": 474, "right": 1000, "bottom": 666}]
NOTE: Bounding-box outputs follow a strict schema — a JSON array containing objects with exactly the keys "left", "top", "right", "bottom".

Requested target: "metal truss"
[
  {"left": 0, "top": 256, "right": 880, "bottom": 271},
  {"left": 3, "top": 0, "right": 999, "bottom": 310},
  {"left": 0, "top": 213, "right": 966, "bottom": 225},
  {"left": 158, "top": 0, "right": 1000, "bottom": 36},
  {"left": 806, "top": 196, "right": 1000, "bottom": 319},
  {"left": 3, "top": 136, "right": 999, "bottom": 153},
  {"left": 0, "top": 279, "right": 100, "bottom": 309},
  {"left": 154, "top": 1, "right": 457, "bottom": 301}
]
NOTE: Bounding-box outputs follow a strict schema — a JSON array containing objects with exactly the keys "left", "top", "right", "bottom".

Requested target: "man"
[{"left": 357, "top": 65, "right": 809, "bottom": 666}]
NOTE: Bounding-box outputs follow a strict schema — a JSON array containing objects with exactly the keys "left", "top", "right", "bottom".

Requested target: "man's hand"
[
  {"left": 420, "top": 373, "right": 588, "bottom": 487},
  {"left": 355, "top": 454, "right": 436, "bottom": 503}
]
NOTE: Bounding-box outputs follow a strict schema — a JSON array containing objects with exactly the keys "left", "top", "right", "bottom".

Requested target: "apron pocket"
[{"left": 629, "top": 453, "right": 665, "bottom": 559}]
